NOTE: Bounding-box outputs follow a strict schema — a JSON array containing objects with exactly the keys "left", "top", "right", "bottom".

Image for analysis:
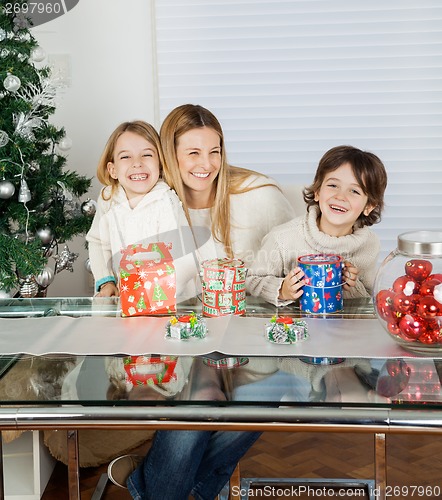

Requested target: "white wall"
[{"left": 31, "top": 0, "right": 157, "bottom": 296}]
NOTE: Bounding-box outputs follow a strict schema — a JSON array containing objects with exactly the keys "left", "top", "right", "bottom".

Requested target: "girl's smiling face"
[
  {"left": 315, "top": 162, "right": 374, "bottom": 237},
  {"left": 107, "top": 131, "right": 160, "bottom": 208},
  {"left": 175, "top": 126, "right": 222, "bottom": 208}
]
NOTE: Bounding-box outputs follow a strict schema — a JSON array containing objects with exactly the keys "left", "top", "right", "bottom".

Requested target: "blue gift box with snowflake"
[
  {"left": 119, "top": 243, "right": 176, "bottom": 316},
  {"left": 297, "top": 253, "right": 343, "bottom": 314}
]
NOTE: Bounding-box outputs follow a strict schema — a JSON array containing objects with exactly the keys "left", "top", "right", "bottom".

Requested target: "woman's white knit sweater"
[
  {"left": 246, "top": 204, "right": 380, "bottom": 306},
  {"left": 189, "top": 174, "right": 295, "bottom": 268}
]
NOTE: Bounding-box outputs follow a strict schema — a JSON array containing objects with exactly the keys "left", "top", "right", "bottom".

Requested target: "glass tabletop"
[{"left": 0, "top": 296, "right": 441, "bottom": 414}]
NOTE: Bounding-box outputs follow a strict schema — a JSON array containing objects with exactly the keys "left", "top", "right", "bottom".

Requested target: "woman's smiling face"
[
  {"left": 315, "top": 162, "right": 373, "bottom": 236},
  {"left": 175, "top": 126, "right": 222, "bottom": 208}
]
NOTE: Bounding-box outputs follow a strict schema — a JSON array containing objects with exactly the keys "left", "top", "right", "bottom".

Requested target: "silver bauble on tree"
[
  {"left": 30, "top": 46, "right": 46, "bottom": 63},
  {"left": 85, "top": 258, "right": 92, "bottom": 273},
  {"left": 19, "top": 276, "right": 39, "bottom": 298},
  {"left": 3, "top": 73, "right": 21, "bottom": 92},
  {"left": 58, "top": 137, "right": 72, "bottom": 151},
  {"left": 36, "top": 227, "right": 53, "bottom": 245},
  {"left": 0, "top": 180, "right": 15, "bottom": 199},
  {"left": 81, "top": 198, "right": 97, "bottom": 216},
  {"left": 35, "top": 266, "right": 55, "bottom": 288},
  {"left": 0, "top": 130, "right": 9, "bottom": 147}
]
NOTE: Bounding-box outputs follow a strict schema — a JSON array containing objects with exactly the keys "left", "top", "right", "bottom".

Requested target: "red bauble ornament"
[
  {"left": 392, "top": 275, "right": 419, "bottom": 295},
  {"left": 376, "top": 360, "right": 411, "bottom": 397},
  {"left": 419, "top": 331, "right": 440, "bottom": 345},
  {"left": 429, "top": 273, "right": 442, "bottom": 282},
  {"left": 375, "top": 289, "right": 397, "bottom": 321},
  {"left": 420, "top": 278, "right": 442, "bottom": 296},
  {"left": 386, "top": 359, "right": 411, "bottom": 378},
  {"left": 393, "top": 293, "right": 419, "bottom": 314},
  {"left": 398, "top": 314, "right": 427, "bottom": 341},
  {"left": 387, "top": 320, "right": 401, "bottom": 336},
  {"left": 405, "top": 259, "right": 433, "bottom": 282},
  {"left": 416, "top": 296, "right": 441, "bottom": 318},
  {"left": 424, "top": 319, "right": 442, "bottom": 343}
]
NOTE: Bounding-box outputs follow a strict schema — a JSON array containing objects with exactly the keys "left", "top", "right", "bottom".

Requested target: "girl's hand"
[
  {"left": 343, "top": 261, "right": 359, "bottom": 290},
  {"left": 97, "top": 282, "right": 119, "bottom": 297},
  {"left": 278, "top": 267, "right": 305, "bottom": 301}
]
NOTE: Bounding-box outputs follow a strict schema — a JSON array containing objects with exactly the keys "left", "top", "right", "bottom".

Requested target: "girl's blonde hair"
[
  {"left": 97, "top": 121, "right": 165, "bottom": 200},
  {"left": 160, "top": 104, "right": 276, "bottom": 257}
]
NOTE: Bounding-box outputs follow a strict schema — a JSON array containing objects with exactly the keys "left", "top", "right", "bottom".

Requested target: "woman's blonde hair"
[
  {"left": 97, "top": 120, "right": 165, "bottom": 200},
  {"left": 160, "top": 104, "right": 275, "bottom": 257}
]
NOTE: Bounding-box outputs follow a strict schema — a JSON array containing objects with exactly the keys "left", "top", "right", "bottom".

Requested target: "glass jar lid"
[{"left": 398, "top": 231, "right": 442, "bottom": 256}]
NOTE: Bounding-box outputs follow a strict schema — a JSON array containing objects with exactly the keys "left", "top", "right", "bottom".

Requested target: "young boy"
[{"left": 246, "top": 145, "right": 388, "bottom": 306}]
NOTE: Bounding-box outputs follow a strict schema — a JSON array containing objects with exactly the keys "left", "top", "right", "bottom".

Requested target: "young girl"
[
  {"left": 86, "top": 120, "right": 198, "bottom": 299},
  {"left": 246, "top": 145, "right": 388, "bottom": 305}
]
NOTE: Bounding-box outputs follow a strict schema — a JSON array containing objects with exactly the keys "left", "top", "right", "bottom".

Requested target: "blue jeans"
[{"left": 127, "top": 430, "right": 261, "bottom": 500}]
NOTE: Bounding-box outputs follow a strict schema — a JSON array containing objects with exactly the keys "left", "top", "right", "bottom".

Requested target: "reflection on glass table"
[
  {"left": 0, "top": 353, "right": 441, "bottom": 411},
  {"left": 0, "top": 295, "right": 376, "bottom": 318}
]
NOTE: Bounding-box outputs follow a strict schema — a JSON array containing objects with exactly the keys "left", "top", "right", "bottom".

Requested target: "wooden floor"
[{"left": 42, "top": 431, "right": 442, "bottom": 499}]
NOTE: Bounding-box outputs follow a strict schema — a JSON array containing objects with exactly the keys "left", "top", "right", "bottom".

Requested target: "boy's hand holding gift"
[
  {"left": 278, "top": 267, "right": 305, "bottom": 301},
  {"left": 277, "top": 259, "right": 361, "bottom": 303}
]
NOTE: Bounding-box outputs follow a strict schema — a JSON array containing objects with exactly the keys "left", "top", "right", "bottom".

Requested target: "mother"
[{"left": 110, "top": 104, "right": 295, "bottom": 499}]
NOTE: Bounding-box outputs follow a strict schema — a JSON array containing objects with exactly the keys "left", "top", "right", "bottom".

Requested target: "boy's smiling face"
[{"left": 314, "top": 162, "right": 374, "bottom": 237}]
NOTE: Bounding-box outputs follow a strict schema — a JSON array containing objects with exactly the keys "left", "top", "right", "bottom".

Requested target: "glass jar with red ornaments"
[{"left": 374, "top": 231, "right": 442, "bottom": 353}]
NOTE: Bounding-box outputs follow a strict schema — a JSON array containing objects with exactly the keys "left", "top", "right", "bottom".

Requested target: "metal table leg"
[
  {"left": 67, "top": 430, "right": 80, "bottom": 500},
  {"left": 375, "top": 433, "right": 386, "bottom": 500},
  {"left": 0, "top": 432, "right": 4, "bottom": 500}
]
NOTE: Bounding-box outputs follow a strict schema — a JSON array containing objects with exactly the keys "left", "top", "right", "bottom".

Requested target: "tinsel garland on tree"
[{"left": 0, "top": 2, "right": 93, "bottom": 295}]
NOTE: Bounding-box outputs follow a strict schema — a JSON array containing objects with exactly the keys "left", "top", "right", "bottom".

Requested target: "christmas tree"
[{"left": 0, "top": 2, "right": 93, "bottom": 297}]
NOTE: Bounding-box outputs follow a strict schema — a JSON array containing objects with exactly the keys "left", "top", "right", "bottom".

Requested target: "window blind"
[{"left": 154, "top": 0, "right": 442, "bottom": 261}]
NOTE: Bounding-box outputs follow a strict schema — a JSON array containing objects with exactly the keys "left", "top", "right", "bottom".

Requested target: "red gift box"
[
  {"left": 119, "top": 242, "right": 176, "bottom": 316},
  {"left": 123, "top": 355, "right": 178, "bottom": 387}
]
